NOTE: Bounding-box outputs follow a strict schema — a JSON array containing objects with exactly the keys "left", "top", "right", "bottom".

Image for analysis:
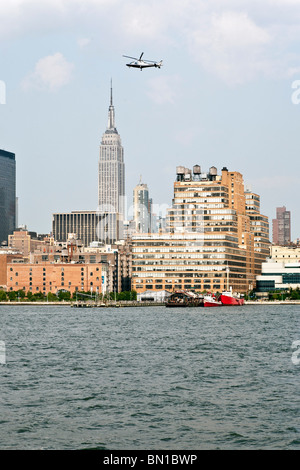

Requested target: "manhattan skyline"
[{"left": 0, "top": 1, "right": 300, "bottom": 239}]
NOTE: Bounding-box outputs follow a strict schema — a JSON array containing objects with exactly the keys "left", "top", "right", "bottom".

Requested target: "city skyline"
[{"left": 1, "top": 1, "right": 300, "bottom": 239}]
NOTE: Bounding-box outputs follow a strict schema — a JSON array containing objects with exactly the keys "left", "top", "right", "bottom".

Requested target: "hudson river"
[{"left": 0, "top": 304, "right": 300, "bottom": 450}]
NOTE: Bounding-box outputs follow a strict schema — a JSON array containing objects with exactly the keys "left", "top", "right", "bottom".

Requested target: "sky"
[{"left": 1, "top": 0, "right": 300, "bottom": 240}]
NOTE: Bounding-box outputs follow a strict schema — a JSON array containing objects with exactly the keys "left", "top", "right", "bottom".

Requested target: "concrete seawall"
[{"left": 1, "top": 300, "right": 300, "bottom": 307}]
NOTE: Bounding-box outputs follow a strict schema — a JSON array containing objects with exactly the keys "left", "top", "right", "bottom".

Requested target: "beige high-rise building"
[{"left": 131, "top": 165, "right": 270, "bottom": 294}]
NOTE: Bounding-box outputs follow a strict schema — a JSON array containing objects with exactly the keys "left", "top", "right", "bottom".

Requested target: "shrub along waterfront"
[{"left": 0, "top": 289, "right": 137, "bottom": 302}]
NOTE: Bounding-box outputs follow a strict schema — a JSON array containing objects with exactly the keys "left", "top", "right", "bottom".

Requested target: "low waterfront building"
[
  {"left": 0, "top": 250, "right": 23, "bottom": 289},
  {"left": 137, "top": 289, "right": 171, "bottom": 302},
  {"left": 256, "top": 260, "right": 300, "bottom": 293},
  {"left": 6, "top": 260, "right": 106, "bottom": 296}
]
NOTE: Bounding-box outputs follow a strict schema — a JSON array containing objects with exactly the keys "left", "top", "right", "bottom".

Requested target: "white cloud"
[
  {"left": 77, "top": 37, "right": 91, "bottom": 48},
  {"left": 187, "top": 11, "right": 272, "bottom": 85},
  {"left": 4, "top": 1, "right": 300, "bottom": 85},
  {"left": 146, "top": 75, "right": 181, "bottom": 105},
  {"left": 22, "top": 53, "right": 74, "bottom": 91},
  {"left": 251, "top": 174, "right": 300, "bottom": 190}
]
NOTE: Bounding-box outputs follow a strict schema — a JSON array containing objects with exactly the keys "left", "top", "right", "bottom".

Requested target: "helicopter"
[{"left": 123, "top": 52, "right": 163, "bottom": 71}]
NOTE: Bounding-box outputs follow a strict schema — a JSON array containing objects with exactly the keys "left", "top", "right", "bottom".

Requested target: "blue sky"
[{"left": 1, "top": 0, "right": 300, "bottom": 239}]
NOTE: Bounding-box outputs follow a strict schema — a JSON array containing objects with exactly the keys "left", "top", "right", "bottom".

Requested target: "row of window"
[{"left": 137, "top": 284, "right": 221, "bottom": 290}]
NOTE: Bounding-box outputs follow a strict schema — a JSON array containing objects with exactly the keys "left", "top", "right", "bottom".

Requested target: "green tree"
[
  {"left": 58, "top": 290, "right": 71, "bottom": 301},
  {"left": 8, "top": 291, "right": 17, "bottom": 301},
  {"left": 30, "top": 291, "right": 46, "bottom": 301},
  {"left": 27, "top": 291, "right": 33, "bottom": 300},
  {"left": 47, "top": 292, "right": 58, "bottom": 302},
  {"left": 289, "top": 287, "right": 300, "bottom": 300},
  {"left": 0, "top": 290, "right": 7, "bottom": 301},
  {"left": 16, "top": 289, "right": 25, "bottom": 299}
]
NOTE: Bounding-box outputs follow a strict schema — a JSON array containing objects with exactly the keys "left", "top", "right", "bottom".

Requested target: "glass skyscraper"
[
  {"left": 98, "top": 82, "right": 125, "bottom": 243},
  {"left": 0, "top": 149, "right": 16, "bottom": 244}
]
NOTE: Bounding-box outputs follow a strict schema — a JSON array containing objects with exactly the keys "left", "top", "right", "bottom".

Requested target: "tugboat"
[{"left": 166, "top": 290, "right": 204, "bottom": 307}]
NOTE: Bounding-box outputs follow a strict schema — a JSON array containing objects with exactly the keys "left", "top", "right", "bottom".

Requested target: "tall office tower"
[
  {"left": 272, "top": 206, "right": 291, "bottom": 245},
  {"left": 0, "top": 149, "right": 16, "bottom": 244},
  {"left": 98, "top": 82, "right": 125, "bottom": 243},
  {"left": 52, "top": 210, "right": 123, "bottom": 248},
  {"left": 133, "top": 178, "right": 152, "bottom": 233},
  {"left": 131, "top": 165, "right": 270, "bottom": 294}
]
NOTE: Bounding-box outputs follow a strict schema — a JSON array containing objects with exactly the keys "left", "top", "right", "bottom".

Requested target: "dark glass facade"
[
  {"left": 0, "top": 149, "right": 16, "bottom": 244},
  {"left": 52, "top": 211, "right": 123, "bottom": 246}
]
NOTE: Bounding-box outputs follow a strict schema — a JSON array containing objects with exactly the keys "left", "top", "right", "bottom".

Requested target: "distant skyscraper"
[
  {"left": 0, "top": 149, "right": 16, "bottom": 244},
  {"left": 98, "top": 81, "right": 125, "bottom": 243},
  {"left": 133, "top": 178, "right": 152, "bottom": 233},
  {"left": 272, "top": 206, "right": 291, "bottom": 245}
]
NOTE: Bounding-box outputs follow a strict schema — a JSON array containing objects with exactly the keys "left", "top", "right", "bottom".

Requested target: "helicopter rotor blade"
[
  {"left": 139, "top": 52, "right": 144, "bottom": 60},
  {"left": 123, "top": 55, "right": 139, "bottom": 60}
]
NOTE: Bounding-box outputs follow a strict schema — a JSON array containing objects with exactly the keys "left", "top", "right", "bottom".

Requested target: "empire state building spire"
[{"left": 107, "top": 79, "right": 117, "bottom": 132}]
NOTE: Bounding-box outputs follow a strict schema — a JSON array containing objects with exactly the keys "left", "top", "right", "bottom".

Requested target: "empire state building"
[{"left": 97, "top": 82, "right": 125, "bottom": 243}]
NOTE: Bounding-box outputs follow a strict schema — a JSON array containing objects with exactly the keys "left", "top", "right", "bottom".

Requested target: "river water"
[{"left": 0, "top": 303, "right": 300, "bottom": 450}]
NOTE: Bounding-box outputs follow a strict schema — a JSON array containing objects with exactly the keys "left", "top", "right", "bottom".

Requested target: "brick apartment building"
[{"left": 6, "top": 261, "right": 105, "bottom": 295}]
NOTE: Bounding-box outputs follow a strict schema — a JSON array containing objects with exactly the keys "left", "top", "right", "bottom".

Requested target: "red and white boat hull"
[
  {"left": 204, "top": 300, "right": 223, "bottom": 307},
  {"left": 203, "top": 294, "right": 223, "bottom": 307},
  {"left": 220, "top": 292, "right": 244, "bottom": 306}
]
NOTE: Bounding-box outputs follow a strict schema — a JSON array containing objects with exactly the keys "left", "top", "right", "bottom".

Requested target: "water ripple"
[{"left": 0, "top": 304, "right": 300, "bottom": 449}]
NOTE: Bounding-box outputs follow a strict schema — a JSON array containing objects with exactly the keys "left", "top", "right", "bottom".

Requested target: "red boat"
[
  {"left": 219, "top": 287, "right": 244, "bottom": 306},
  {"left": 204, "top": 293, "right": 223, "bottom": 307}
]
